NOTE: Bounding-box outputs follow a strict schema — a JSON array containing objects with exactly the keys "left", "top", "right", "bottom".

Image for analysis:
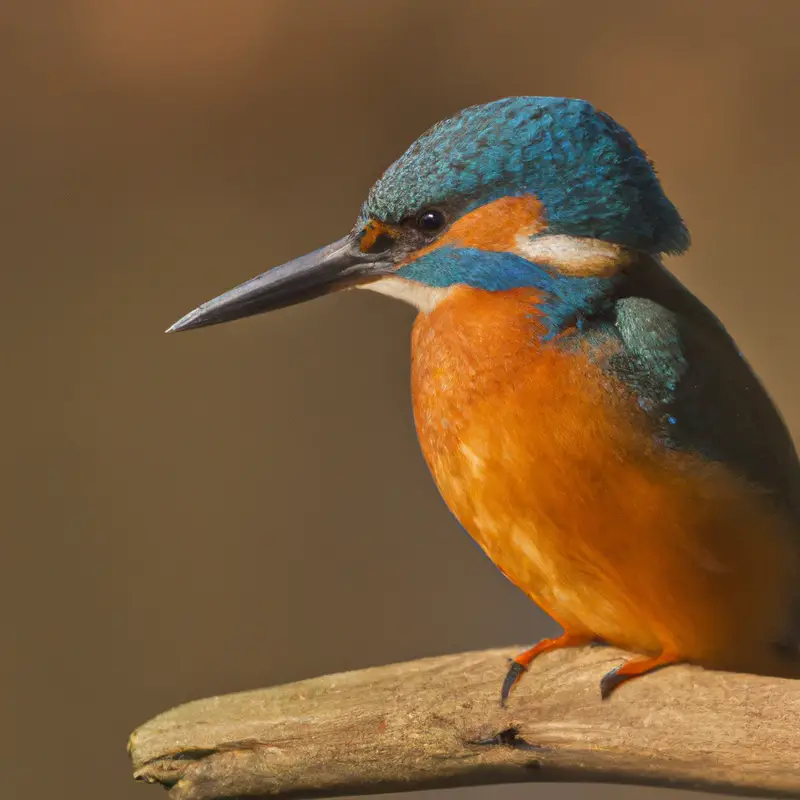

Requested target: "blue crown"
[{"left": 363, "top": 96, "right": 689, "bottom": 255}]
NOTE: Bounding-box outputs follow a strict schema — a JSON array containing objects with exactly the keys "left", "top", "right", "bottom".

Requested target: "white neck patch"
[{"left": 514, "top": 233, "right": 629, "bottom": 276}]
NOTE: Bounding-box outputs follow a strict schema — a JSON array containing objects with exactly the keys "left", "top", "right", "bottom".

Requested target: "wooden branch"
[{"left": 129, "top": 645, "right": 800, "bottom": 800}]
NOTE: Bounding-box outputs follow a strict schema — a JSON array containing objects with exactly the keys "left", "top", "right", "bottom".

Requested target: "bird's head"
[{"left": 169, "top": 96, "right": 689, "bottom": 333}]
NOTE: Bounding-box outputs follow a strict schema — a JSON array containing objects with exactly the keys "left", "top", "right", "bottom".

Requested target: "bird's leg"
[
  {"left": 501, "top": 632, "right": 593, "bottom": 705},
  {"left": 599, "top": 650, "right": 680, "bottom": 699}
]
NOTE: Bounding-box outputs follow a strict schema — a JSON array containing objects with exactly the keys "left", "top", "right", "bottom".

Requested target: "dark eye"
[{"left": 415, "top": 208, "right": 446, "bottom": 232}]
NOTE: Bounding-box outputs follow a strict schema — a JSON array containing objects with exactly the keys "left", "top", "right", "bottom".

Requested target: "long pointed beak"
[{"left": 167, "top": 235, "right": 391, "bottom": 333}]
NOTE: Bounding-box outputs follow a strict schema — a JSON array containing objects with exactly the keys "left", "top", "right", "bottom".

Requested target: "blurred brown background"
[{"left": 3, "top": 1, "right": 799, "bottom": 798}]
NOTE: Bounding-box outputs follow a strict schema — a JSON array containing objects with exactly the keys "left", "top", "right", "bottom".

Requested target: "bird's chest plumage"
[
  {"left": 410, "top": 287, "right": 797, "bottom": 663},
  {"left": 410, "top": 288, "right": 626, "bottom": 625}
]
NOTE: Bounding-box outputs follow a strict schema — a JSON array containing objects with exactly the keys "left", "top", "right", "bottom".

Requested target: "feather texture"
[{"left": 411, "top": 277, "right": 800, "bottom": 672}]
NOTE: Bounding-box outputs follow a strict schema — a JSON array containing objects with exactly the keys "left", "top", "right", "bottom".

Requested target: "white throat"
[{"left": 357, "top": 277, "right": 453, "bottom": 313}]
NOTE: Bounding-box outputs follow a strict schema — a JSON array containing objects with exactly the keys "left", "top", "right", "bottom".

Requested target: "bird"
[{"left": 168, "top": 96, "right": 800, "bottom": 701}]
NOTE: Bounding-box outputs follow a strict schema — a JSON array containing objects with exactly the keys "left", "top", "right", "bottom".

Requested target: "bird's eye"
[{"left": 415, "top": 209, "right": 446, "bottom": 233}]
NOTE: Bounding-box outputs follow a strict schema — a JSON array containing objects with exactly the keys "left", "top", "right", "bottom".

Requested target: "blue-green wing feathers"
[{"left": 590, "top": 258, "right": 800, "bottom": 521}]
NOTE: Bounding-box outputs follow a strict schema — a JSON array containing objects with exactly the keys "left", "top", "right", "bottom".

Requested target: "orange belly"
[{"left": 411, "top": 287, "right": 799, "bottom": 676}]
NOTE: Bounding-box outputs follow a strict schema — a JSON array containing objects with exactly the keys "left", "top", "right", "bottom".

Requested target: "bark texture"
[{"left": 129, "top": 645, "right": 800, "bottom": 799}]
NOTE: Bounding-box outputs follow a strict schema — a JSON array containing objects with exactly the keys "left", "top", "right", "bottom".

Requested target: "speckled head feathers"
[{"left": 363, "top": 97, "right": 689, "bottom": 255}]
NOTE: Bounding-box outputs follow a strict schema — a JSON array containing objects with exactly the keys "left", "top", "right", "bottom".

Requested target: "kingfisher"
[{"left": 168, "top": 97, "right": 800, "bottom": 701}]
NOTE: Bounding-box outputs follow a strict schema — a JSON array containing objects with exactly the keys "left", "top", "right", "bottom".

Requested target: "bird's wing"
[{"left": 586, "top": 256, "right": 800, "bottom": 521}]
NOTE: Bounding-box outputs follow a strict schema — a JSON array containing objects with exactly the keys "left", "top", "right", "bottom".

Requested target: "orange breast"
[{"left": 411, "top": 286, "right": 799, "bottom": 676}]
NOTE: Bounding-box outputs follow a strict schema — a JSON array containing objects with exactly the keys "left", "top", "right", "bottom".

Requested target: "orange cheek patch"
[{"left": 414, "top": 195, "right": 546, "bottom": 261}]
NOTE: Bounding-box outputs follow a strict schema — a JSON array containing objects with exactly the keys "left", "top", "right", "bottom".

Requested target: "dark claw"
[
  {"left": 500, "top": 660, "right": 527, "bottom": 706},
  {"left": 599, "top": 666, "right": 623, "bottom": 699}
]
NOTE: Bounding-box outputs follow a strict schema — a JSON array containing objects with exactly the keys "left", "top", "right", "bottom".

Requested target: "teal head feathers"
[
  {"left": 364, "top": 96, "right": 688, "bottom": 254},
  {"left": 168, "top": 96, "right": 689, "bottom": 333}
]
